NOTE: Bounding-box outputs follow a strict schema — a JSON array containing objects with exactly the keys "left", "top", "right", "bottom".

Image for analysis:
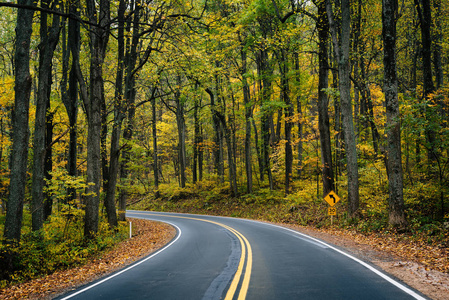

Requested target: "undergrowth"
[
  {"left": 131, "top": 168, "right": 449, "bottom": 249},
  {"left": 0, "top": 210, "right": 128, "bottom": 289}
]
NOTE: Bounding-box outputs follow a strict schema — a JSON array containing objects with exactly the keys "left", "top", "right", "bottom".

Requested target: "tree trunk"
[
  {"left": 60, "top": 0, "right": 81, "bottom": 203},
  {"left": 101, "top": 94, "right": 109, "bottom": 197},
  {"left": 241, "top": 44, "right": 253, "bottom": 194},
  {"left": 4, "top": 0, "right": 35, "bottom": 243},
  {"left": 193, "top": 88, "right": 200, "bottom": 184},
  {"left": 433, "top": 0, "right": 443, "bottom": 89},
  {"left": 258, "top": 49, "right": 274, "bottom": 190},
  {"left": 199, "top": 125, "right": 204, "bottom": 181},
  {"left": 252, "top": 118, "right": 262, "bottom": 183},
  {"left": 278, "top": 49, "right": 293, "bottom": 195},
  {"left": 331, "top": 51, "right": 342, "bottom": 185},
  {"left": 414, "top": 0, "right": 438, "bottom": 163},
  {"left": 119, "top": 1, "right": 140, "bottom": 217},
  {"left": 216, "top": 77, "right": 238, "bottom": 196},
  {"left": 316, "top": 0, "right": 334, "bottom": 197},
  {"left": 84, "top": 0, "right": 110, "bottom": 239},
  {"left": 175, "top": 87, "right": 187, "bottom": 188},
  {"left": 294, "top": 53, "right": 303, "bottom": 178},
  {"left": 327, "top": 0, "right": 359, "bottom": 216},
  {"left": 32, "top": 1, "right": 61, "bottom": 231},
  {"left": 152, "top": 90, "right": 160, "bottom": 198},
  {"left": 382, "top": 0, "right": 407, "bottom": 228},
  {"left": 105, "top": 0, "right": 126, "bottom": 227},
  {"left": 43, "top": 107, "right": 53, "bottom": 220},
  {"left": 207, "top": 88, "right": 224, "bottom": 181}
]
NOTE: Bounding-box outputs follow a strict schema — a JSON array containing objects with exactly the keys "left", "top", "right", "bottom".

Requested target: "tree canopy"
[{"left": 0, "top": 0, "right": 448, "bottom": 249}]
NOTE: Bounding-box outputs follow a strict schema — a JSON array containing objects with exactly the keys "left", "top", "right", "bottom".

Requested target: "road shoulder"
[{"left": 279, "top": 223, "right": 449, "bottom": 300}]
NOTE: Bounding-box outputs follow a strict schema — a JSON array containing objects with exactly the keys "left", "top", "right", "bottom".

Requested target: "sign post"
[{"left": 324, "top": 191, "right": 340, "bottom": 225}]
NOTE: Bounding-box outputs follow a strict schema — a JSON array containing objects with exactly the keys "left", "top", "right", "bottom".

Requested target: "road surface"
[{"left": 56, "top": 211, "right": 428, "bottom": 300}]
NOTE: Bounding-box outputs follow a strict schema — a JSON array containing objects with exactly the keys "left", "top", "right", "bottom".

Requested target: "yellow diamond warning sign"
[{"left": 324, "top": 190, "right": 340, "bottom": 206}]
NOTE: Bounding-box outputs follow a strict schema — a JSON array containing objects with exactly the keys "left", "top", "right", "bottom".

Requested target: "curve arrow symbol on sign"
[{"left": 324, "top": 191, "right": 340, "bottom": 206}]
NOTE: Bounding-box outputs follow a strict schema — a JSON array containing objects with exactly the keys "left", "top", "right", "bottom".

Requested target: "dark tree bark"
[
  {"left": 414, "top": 0, "right": 434, "bottom": 97},
  {"left": 105, "top": 0, "right": 127, "bottom": 226},
  {"left": 331, "top": 51, "right": 342, "bottom": 186},
  {"left": 193, "top": 86, "right": 200, "bottom": 184},
  {"left": 43, "top": 108, "right": 53, "bottom": 220},
  {"left": 353, "top": 0, "right": 361, "bottom": 138},
  {"left": 207, "top": 87, "right": 224, "bottom": 181},
  {"left": 216, "top": 80, "right": 238, "bottom": 196},
  {"left": 174, "top": 81, "right": 187, "bottom": 188},
  {"left": 60, "top": 0, "right": 80, "bottom": 203},
  {"left": 327, "top": 0, "right": 359, "bottom": 216},
  {"left": 316, "top": 0, "right": 334, "bottom": 197},
  {"left": 432, "top": 0, "right": 443, "bottom": 89},
  {"left": 84, "top": 0, "right": 110, "bottom": 239},
  {"left": 32, "top": 0, "right": 61, "bottom": 231},
  {"left": 252, "top": 118, "right": 262, "bottom": 183},
  {"left": 257, "top": 48, "right": 274, "bottom": 190},
  {"left": 382, "top": 0, "right": 407, "bottom": 227},
  {"left": 198, "top": 125, "right": 204, "bottom": 181},
  {"left": 101, "top": 94, "right": 109, "bottom": 200},
  {"left": 152, "top": 90, "right": 160, "bottom": 198},
  {"left": 119, "top": 0, "right": 140, "bottom": 220},
  {"left": 294, "top": 53, "right": 303, "bottom": 178},
  {"left": 278, "top": 49, "right": 294, "bottom": 195},
  {"left": 3, "top": 0, "right": 35, "bottom": 243},
  {"left": 414, "top": 0, "right": 438, "bottom": 163},
  {"left": 240, "top": 41, "right": 253, "bottom": 194}
]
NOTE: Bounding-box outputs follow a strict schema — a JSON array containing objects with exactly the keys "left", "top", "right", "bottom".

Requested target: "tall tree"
[
  {"left": 239, "top": 34, "right": 253, "bottom": 194},
  {"left": 414, "top": 0, "right": 438, "bottom": 163},
  {"left": 83, "top": 0, "right": 111, "bottom": 239},
  {"left": 256, "top": 46, "right": 274, "bottom": 190},
  {"left": 327, "top": 0, "right": 359, "bottom": 216},
  {"left": 294, "top": 52, "right": 303, "bottom": 178},
  {"left": 152, "top": 88, "right": 160, "bottom": 199},
  {"left": 383, "top": 0, "right": 407, "bottom": 227},
  {"left": 31, "top": 0, "right": 61, "bottom": 231},
  {"left": 61, "top": 0, "right": 81, "bottom": 204},
  {"left": 3, "top": 0, "right": 35, "bottom": 243},
  {"left": 432, "top": 0, "right": 443, "bottom": 89},
  {"left": 315, "top": 0, "right": 334, "bottom": 197},
  {"left": 104, "top": 0, "right": 127, "bottom": 227}
]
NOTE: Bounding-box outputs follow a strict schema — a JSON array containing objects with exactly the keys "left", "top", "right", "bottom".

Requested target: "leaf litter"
[{"left": 0, "top": 219, "right": 176, "bottom": 300}]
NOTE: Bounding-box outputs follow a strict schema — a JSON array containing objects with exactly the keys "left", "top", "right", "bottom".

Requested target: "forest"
[{"left": 0, "top": 0, "right": 448, "bottom": 287}]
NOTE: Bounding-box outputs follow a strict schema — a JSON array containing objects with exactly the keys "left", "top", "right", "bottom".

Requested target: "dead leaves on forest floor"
[{"left": 0, "top": 219, "right": 176, "bottom": 300}]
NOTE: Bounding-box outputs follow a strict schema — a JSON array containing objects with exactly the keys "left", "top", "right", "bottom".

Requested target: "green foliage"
[
  {"left": 0, "top": 211, "right": 128, "bottom": 288},
  {"left": 44, "top": 169, "right": 88, "bottom": 204}
]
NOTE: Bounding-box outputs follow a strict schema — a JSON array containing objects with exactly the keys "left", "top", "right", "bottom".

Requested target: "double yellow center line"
[{"left": 132, "top": 212, "right": 252, "bottom": 300}]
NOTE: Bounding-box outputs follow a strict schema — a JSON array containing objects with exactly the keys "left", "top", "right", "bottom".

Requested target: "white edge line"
[
  {"left": 252, "top": 220, "right": 427, "bottom": 300},
  {"left": 124, "top": 211, "right": 428, "bottom": 300},
  {"left": 60, "top": 221, "right": 181, "bottom": 300}
]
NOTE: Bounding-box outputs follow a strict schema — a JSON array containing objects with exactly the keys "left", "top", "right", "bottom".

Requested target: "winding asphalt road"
[{"left": 56, "top": 211, "right": 429, "bottom": 300}]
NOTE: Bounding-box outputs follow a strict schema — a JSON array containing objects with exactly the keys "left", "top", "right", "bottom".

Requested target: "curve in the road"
[
  {"left": 140, "top": 212, "right": 253, "bottom": 300},
  {"left": 59, "top": 221, "right": 182, "bottom": 300},
  {"left": 57, "top": 211, "right": 429, "bottom": 300},
  {"left": 60, "top": 213, "right": 253, "bottom": 300}
]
